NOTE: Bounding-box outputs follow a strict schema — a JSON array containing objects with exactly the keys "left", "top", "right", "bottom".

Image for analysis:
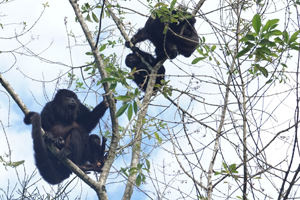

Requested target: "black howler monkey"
[
  {"left": 125, "top": 47, "right": 165, "bottom": 92},
  {"left": 79, "top": 134, "right": 108, "bottom": 172},
  {"left": 24, "top": 89, "right": 109, "bottom": 184},
  {"left": 126, "top": 8, "right": 199, "bottom": 61}
]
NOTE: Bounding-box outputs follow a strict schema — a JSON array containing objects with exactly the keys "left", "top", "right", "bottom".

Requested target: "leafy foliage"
[
  {"left": 192, "top": 36, "right": 218, "bottom": 65},
  {"left": 149, "top": 1, "right": 193, "bottom": 34},
  {"left": 238, "top": 14, "right": 299, "bottom": 82},
  {"left": 120, "top": 159, "right": 151, "bottom": 187},
  {"left": 214, "top": 162, "right": 239, "bottom": 180}
]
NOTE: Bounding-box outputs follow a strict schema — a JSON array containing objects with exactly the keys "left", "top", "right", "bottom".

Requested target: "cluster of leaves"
[
  {"left": 66, "top": 72, "right": 86, "bottom": 91},
  {"left": 192, "top": 36, "right": 217, "bottom": 64},
  {"left": 84, "top": 41, "right": 118, "bottom": 74},
  {"left": 150, "top": 0, "right": 193, "bottom": 34},
  {"left": 138, "top": 118, "right": 166, "bottom": 144},
  {"left": 80, "top": 3, "right": 112, "bottom": 23},
  {"left": 237, "top": 14, "right": 299, "bottom": 80},
  {"left": 214, "top": 162, "right": 238, "bottom": 180},
  {"left": 114, "top": 91, "right": 167, "bottom": 140},
  {"left": 115, "top": 91, "right": 141, "bottom": 120},
  {"left": 114, "top": 79, "right": 171, "bottom": 119},
  {"left": 160, "top": 79, "right": 172, "bottom": 98},
  {"left": 120, "top": 159, "right": 150, "bottom": 186},
  {"left": 100, "top": 70, "right": 170, "bottom": 122}
]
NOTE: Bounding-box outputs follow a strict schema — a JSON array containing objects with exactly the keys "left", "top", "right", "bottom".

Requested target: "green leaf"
[
  {"left": 266, "top": 79, "right": 273, "bottom": 84},
  {"left": 154, "top": 83, "right": 162, "bottom": 88},
  {"left": 99, "top": 44, "right": 107, "bottom": 52},
  {"left": 247, "top": 35, "right": 256, "bottom": 41},
  {"left": 114, "top": 95, "right": 132, "bottom": 101},
  {"left": 269, "top": 23, "right": 279, "bottom": 31},
  {"left": 170, "top": 0, "right": 177, "bottom": 11},
  {"left": 146, "top": 159, "right": 150, "bottom": 170},
  {"left": 266, "top": 30, "right": 282, "bottom": 36},
  {"left": 127, "top": 104, "right": 133, "bottom": 120},
  {"left": 134, "top": 88, "right": 139, "bottom": 95},
  {"left": 252, "top": 14, "right": 261, "bottom": 34},
  {"left": 197, "top": 48, "right": 204, "bottom": 56},
  {"left": 256, "top": 47, "right": 271, "bottom": 54},
  {"left": 133, "top": 101, "right": 138, "bottom": 114},
  {"left": 128, "top": 167, "right": 137, "bottom": 173},
  {"left": 192, "top": 57, "right": 205, "bottom": 64},
  {"left": 236, "top": 48, "right": 251, "bottom": 58},
  {"left": 289, "top": 30, "right": 300, "bottom": 44},
  {"left": 163, "top": 24, "right": 168, "bottom": 34},
  {"left": 211, "top": 45, "right": 216, "bottom": 51},
  {"left": 274, "top": 37, "right": 284, "bottom": 44},
  {"left": 86, "top": 14, "right": 92, "bottom": 22},
  {"left": 222, "top": 162, "right": 228, "bottom": 170},
  {"left": 229, "top": 164, "right": 236, "bottom": 172},
  {"left": 120, "top": 167, "right": 129, "bottom": 177},
  {"left": 240, "top": 37, "right": 248, "bottom": 42},
  {"left": 170, "top": 18, "right": 178, "bottom": 23},
  {"left": 104, "top": 10, "right": 111, "bottom": 18},
  {"left": 154, "top": 132, "right": 162, "bottom": 144},
  {"left": 258, "top": 66, "right": 268, "bottom": 78},
  {"left": 214, "top": 171, "right": 221, "bottom": 175},
  {"left": 109, "top": 82, "right": 117, "bottom": 90},
  {"left": 98, "top": 77, "right": 117, "bottom": 84},
  {"left": 269, "top": 53, "right": 279, "bottom": 57},
  {"left": 283, "top": 31, "right": 289, "bottom": 43},
  {"left": 84, "top": 67, "right": 91, "bottom": 71},
  {"left": 268, "top": 41, "right": 277, "bottom": 47},
  {"left": 10, "top": 160, "right": 25, "bottom": 167},
  {"left": 116, "top": 103, "right": 129, "bottom": 117},
  {"left": 259, "top": 39, "right": 270, "bottom": 45},
  {"left": 92, "top": 12, "right": 99, "bottom": 23},
  {"left": 136, "top": 98, "right": 142, "bottom": 107},
  {"left": 262, "top": 19, "right": 279, "bottom": 32},
  {"left": 84, "top": 3, "right": 91, "bottom": 9},
  {"left": 137, "top": 163, "right": 143, "bottom": 169},
  {"left": 136, "top": 174, "right": 142, "bottom": 186},
  {"left": 291, "top": 45, "right": 300, "bottom": 51},
  {"left": 245, "top": 41, "right": 255, "bottom": 48},
  {"left": 242, "top": 34, "right": 255, "bottom": 42},
  {"left": 229, "top": 164, "right": 238, "bottom": 173}
]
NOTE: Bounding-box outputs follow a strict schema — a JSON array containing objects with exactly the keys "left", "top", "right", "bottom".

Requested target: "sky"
[{"left": 0, "top": 0, "right": 299, "bottom": 200}]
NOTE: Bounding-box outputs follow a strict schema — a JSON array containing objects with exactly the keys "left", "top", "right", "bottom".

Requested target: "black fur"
[
  {"left": 24, "top": 89, "right": 109, "bottom": 184},
  {"left": 126, "top": 9, "right": 199, "bottom": 61},
  {"left": 125, "top": 47, "right": 165, "bottom": 92}
]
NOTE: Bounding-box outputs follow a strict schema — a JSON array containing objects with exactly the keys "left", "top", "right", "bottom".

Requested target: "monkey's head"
[{"left": 55, "top": 89, "right": 79, "bottom": 109}]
